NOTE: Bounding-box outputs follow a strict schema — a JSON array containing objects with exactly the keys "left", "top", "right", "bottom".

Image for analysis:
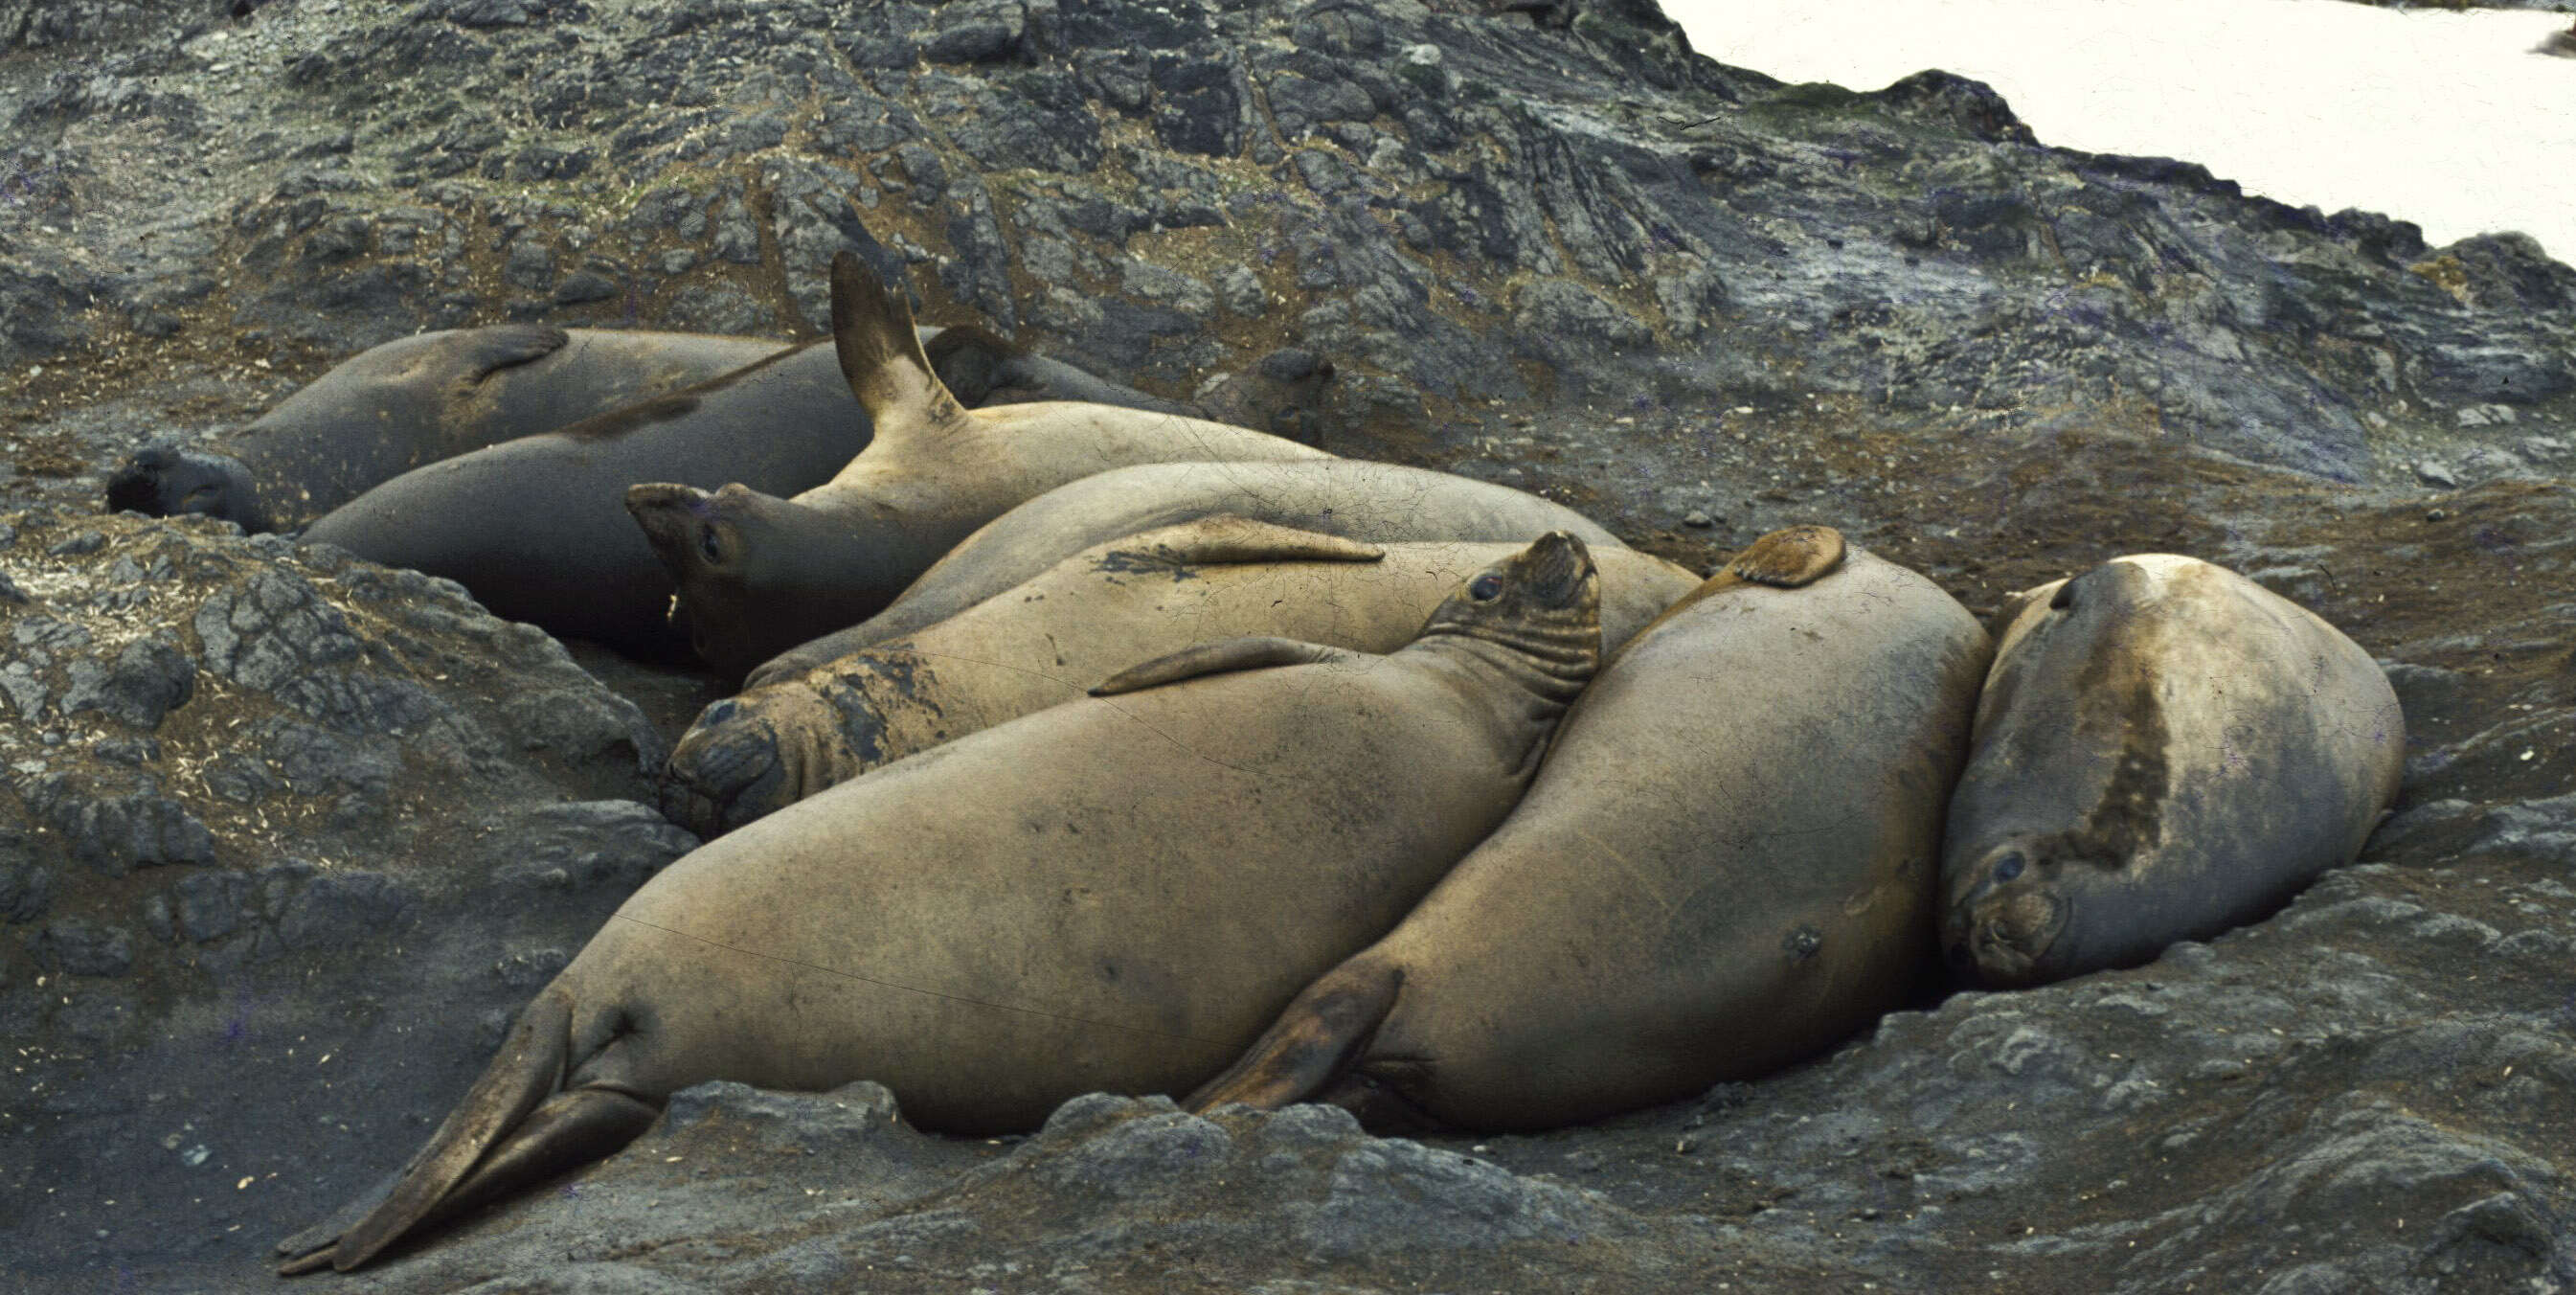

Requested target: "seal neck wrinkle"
[{"left": 1411, "top": 623, "right": 1600, "bottom": 748}]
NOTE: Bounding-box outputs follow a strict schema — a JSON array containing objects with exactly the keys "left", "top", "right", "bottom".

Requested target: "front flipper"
[
  {"left": 1725, "top": 524, "right": 1845, "bottom": 588},
  {"left": 1116, "top": 515, "right": 1384, "bottom": 567},
  {"left": 1186, "top": 961, "right": 1403, "bottom": 1113},
  {"left": 1088, "top": 636, "right": 1363, "bottom": 697}
]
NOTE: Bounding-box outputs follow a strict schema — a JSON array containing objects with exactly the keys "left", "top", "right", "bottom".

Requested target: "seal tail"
[
  {"left": 1185, "top": 961, "right": 1403, "bottom": 1113},
  {"left": 276, "top": 987, "right": 659, "bottom": 1275},
  {"left": 830, "top": 251, "right": 968, "bottom": 441}
]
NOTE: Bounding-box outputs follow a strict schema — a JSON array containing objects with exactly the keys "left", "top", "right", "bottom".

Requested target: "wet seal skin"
[
  {"left": 106, "top": 327, "right": 789, "bottom": 532},
  {"left": 1939, "top": 554, "right": 2406, "bottom": 988},
  {"left": 276, "top": 534, "right": 1601, "bottom": 1275},
  {"left": 743, "top": 456, "right": 1637, "bottom": 690},
  {"left": 1186, "top": 526, "right": 1995, "bottom": 1132},
  {"left": 662, "top": 516, "right": 1702, "bottom": 836},
  {"left": 627, "top": 251, "right": 1331, "bottom": 679}
]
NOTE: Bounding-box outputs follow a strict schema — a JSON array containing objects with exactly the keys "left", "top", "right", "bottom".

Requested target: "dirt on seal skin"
[{"left": 4, "top": 1, "right": 2575, "bottom": 1292}]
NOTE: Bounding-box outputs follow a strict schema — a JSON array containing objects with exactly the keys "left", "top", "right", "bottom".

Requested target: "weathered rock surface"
[
  {"left": 0, "top": 504, "right": 690, "bottom": 1290},
  {"left": 2, "top": 1, "right": 2573, "bottom": 1292},
  {"left": 5, "top": 0, "right": 2573, "bottom": 501}
]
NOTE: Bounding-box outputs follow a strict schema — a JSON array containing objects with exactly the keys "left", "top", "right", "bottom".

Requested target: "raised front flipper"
[
  {"left": 1186, "top": 960, "right": 1404, "bottom": 1113},
  {"left": 1616, "top": 525, "right": 1848, "bottom": 655},
  {"left": 1088, "top": 635, "right": 1364, "bottom": 697},
  {"left": 1726, "top": 524, "right": 1845, "bottom": 587}
]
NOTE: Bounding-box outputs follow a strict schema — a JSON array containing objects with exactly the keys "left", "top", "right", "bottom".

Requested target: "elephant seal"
[
  {"left": 299, "top": 336, "right": 888, "bottom": 657},
  {"left": 625, "top": 252, "right": 1329, "bottom": 677},
  {"left": 741, "top": 457, "right": 1631, "bottom": 689},
  {"left": 278, "top": 534, "right": 1602, "bottom": 1274},
  {"left": 105, "top": 327, "right": 788, "bottom": 532},
  {"left": 300, "top": 321, "right": 1203, "bottom": 657},
  {"left": 662, "top": 515, "right": 1700, "bottom": 836},
  {"left": 937, "top": 329, "right": 1340, "bottom": 445},
  {"left": 927, "top": 325, "right": 1205, "bottom": 416},
  {"left": 1186, "top": 526, "right": 1994, "bottom": 1131},
  {"left": 1939, "top": 554, "right": 2405, "bottom": 988}
]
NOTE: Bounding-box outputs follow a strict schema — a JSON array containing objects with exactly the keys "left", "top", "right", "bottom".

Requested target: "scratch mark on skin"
[{"left": 1572, "top": 826, "right": 1677, "bottom": 922}]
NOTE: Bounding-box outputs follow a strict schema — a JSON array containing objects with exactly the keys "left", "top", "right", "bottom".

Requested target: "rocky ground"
[{"left": 3, "top": 1, "right": 2572, "bottom": 1292}]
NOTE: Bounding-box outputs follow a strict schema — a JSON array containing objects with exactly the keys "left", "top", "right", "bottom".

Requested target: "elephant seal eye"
[
  {"left": 2048, "top": 584, "right": 2074, "bottom": 610},
  {"left": 1993, "top": 852, "right": 2026, "bottom": 882},
  {"left": 699, "top": 527, "right": 724, "bottom": 563},
  {"left": 1468, "top": 574, "right": 1503, "bottom": 601}
]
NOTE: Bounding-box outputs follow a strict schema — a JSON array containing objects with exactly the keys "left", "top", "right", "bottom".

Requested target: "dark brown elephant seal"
[
  {"left": 741, "top": 457, "right": 1631, "bottom": 689},
  {"left": 936, "top": 329, "right": 1339, "bottom": 445},
  {"left": 277, "top": 534, "right": 1602, "bottom": 1274},
  {"left": 105, "top": 327, "right": 788, "bottom": 533},
  {"left": 298, "top": 335, "right": 895, "bottom": 657},
  {"left": 1186, "top": 526, "right": 1994, "bottom": 1131},
  {"left": 625, "top": 252, "right": 1329, "bottom": 677},
  {"left": 663, "top": 515, "right": 1699, "bottom": 836},
  {"left": 927, "top": 324, "right": 1203, "bottom": 416},
  {"left": 298, "top": 321, "right": 1202, "bottom": 657},
  {"left": 1939, "top": 554, "right": 2405, "bottom": 988}
]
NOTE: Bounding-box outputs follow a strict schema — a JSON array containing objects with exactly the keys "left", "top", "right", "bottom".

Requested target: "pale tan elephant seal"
[
  {"left": 1939, "top": 554, "right": 2405, "bottom": 988},
  {"left": 662, "top": 515, "right": 1700, "bottom": 835},
  {"left": 626, "top": 251, "right": 1329, "bottom": 677},
  {"left": 741, "top": 456, "right": 1632, "bottom": 689},
  {"left": 1186, "top": 526, "right": 1994, "bottom": 1131},
  {"left": 278, "top": 534, "right": 1602, "bottom": 1275}
]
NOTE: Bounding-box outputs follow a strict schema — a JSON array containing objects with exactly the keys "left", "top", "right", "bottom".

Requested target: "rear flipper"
[
  {"left": 274, "top": 988, "right": 661, "bottom": 1275},
  {"left": 1186, "top": 961, "right": 1403, "bottom": 1113},
  {"left": 277, "top": 1087, "right": 657, "bottom": 1275},
  {"left": 273, "top": 1165, "right": 404, "bottom": 1265}
]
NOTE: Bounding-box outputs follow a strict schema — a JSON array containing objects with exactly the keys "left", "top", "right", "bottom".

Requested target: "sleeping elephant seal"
[
  {"left": 104, "top": 327, "right": 788, "bottom": 532},
  {"left": 926, "top": 325, "right": 1205, "bottom": 416},
  {"left": 299, "top": 321, "right": 1203, "bottom": 657},
  {"left": 624, "top": 252, "right": 1329, "bottom": 677},
  {"left": 1939, "top": 554, "right": 2405, "bottom": 988},
  {"left": 277, "top": 534, "right": 1602, "bottom": 1274},
  {"left": 936, "top": 327, "right": 1341, "bottom": 447},
  {"left": 299, "top": 335, "right": 893, "bottom": 657},
  {"left": 1186, "top": 526, "right": 1993, "bottom": 1132},
  {"left": 738, "top": 457, "right": 1631, "bottom": 689},
  {"left": 662, "top": 515, "right": 1700, "bottom": 835}
]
